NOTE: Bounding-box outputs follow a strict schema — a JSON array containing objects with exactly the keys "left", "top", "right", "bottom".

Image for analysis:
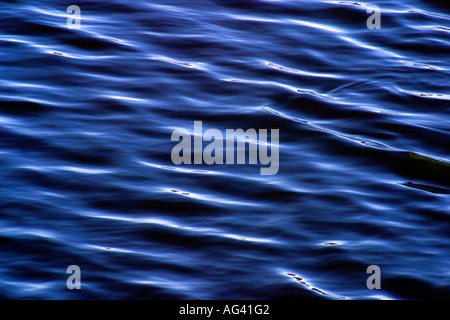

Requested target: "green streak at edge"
[{"left": 409, "top": 152, "right": 450, "bottom": 167}]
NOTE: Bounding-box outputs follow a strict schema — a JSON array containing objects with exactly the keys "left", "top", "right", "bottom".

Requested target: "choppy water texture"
[{"left": 1, "top": 0, "right": 449, "bottom": 300}]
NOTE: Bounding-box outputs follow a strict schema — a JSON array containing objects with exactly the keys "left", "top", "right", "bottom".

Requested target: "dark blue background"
[{"left": 0, "top": 0, "right": 449, "bottom": 299}]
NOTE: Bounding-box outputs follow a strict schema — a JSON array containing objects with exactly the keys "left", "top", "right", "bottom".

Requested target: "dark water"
[{"left": 1, "top": 0, "right": 449, "bottom": 300}]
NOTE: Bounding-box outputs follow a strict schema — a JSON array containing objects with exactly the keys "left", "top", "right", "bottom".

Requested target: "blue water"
[{"left": 1, "top": 0, "right": 449, "bottom": 300}]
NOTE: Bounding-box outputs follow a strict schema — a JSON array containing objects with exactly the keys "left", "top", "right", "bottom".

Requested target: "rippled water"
[{"left": 1, "top": 0, "right": 449, "bottom": 300}]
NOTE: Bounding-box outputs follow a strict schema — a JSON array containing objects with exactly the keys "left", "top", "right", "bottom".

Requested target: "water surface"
[{"left": 0, "top": 0, "right": 449, "bottom": 299}]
